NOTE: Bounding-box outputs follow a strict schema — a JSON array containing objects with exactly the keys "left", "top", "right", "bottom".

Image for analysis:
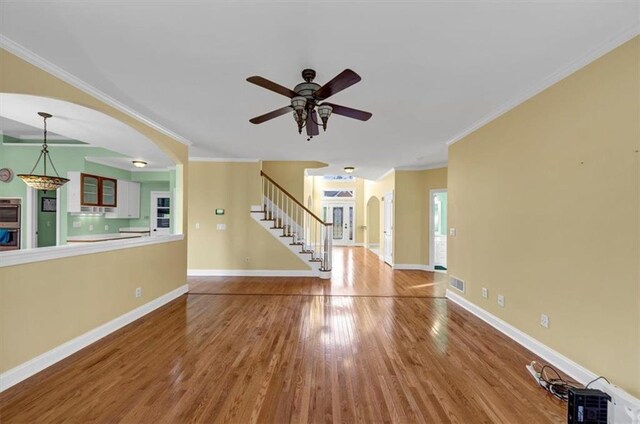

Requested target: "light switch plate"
[
  {"left": 195, "top": 223, "right": 200, "bottom": 229},
  {"left": 73, "top": 221, "right": 81, "bottom": 228},
  {"left": 216, "top": 224, "right": 226, "bottom": 230},
  {"left": 449, "top": 228, "right": 456, "bottom": 236}
]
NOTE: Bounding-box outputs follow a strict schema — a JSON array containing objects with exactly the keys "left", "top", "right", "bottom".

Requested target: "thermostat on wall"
[{"left": 215, "top": 209, "right": 225, "bottom": 215}]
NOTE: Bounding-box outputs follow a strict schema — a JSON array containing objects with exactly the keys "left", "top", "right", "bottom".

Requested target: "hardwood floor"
[{"left": 0, "top": 247, "right": 566, "bottom": 423}]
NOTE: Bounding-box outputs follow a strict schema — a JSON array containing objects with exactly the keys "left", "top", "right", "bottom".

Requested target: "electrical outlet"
[
  {"left": 540, "top": 314, "right": 549, "bottom": 328},
  {"left": 135, "top": 287, "right": 142, "bottom": 298},
  {"left": 89, "top": 224, "right": 94, "bottom": 231},
  {"left": 104, "top": 225, "right": 109, "bottom": 231},
  {"left": 73, "top": 221, "right": 81, "bottom": 228},
  {"left": 245, "top": 257, "right": 250, "bottom": 262},
  {"left": 449, "top": 228, "right": 456, "bottom": 236},
  {"left": 482, "top": 288, "right": 488, "bottom": 299},
  {"left": 497, "top": 294, "right": 505, "bottom": 307}
]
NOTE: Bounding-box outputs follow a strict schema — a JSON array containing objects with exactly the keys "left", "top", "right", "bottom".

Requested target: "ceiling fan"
[{"left": 247, "top": 68, "right": 372, "bottom": 140}]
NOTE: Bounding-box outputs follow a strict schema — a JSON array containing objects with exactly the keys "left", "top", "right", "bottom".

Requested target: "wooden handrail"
[{"left": 260, "top": 170, "right": 330, "bottom": 226}]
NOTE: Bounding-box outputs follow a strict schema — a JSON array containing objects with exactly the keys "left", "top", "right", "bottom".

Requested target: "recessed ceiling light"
[
  {"left": 344, "top": 166, "right": 355, "bottom": 174},
  {"left": 132, "top": 160, "right": 147, "bottom": 168}
]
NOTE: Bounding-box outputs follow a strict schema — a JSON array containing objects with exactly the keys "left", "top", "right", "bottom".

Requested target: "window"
[
  {"left": 322, "top": 175, "right": 355, "bottom": 181},
  {"left": 323, "top": 190, "right": 354, "bottom": 199}
]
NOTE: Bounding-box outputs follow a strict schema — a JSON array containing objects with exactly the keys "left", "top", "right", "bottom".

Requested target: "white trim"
[
  {"left": 392, "top": 264, "right": 434, "bottom": 271},
  {"left": 353, "top": 243, "right": 365, "bottom": 247},
  {"left": 189, "top": 157, "right": 260, "bottom": 163},
  {"left": 445, "top": 289, "right": 640, "bottom": 423},
  {"left": 0, "top": 35, "right": 192, "bottom": 147},
  {"left": 376, "top": 168, "right": 395, "bottom": 181},
  {"left": 188, "top": 269, "right": 315, "bottom": 277},
  {"left": 0, "top": 234, "right": 184, "bottom": 268},
  {"left": 0, "top": 284, "right": 189, "bottom": 392},
  {"left": 429, "top": 188, "right": 447, "bottom": 270},
  {"left": 446, "top": 23, "right": 640, "bottom": 147},
  {"left": 395, "top": 163, "right": 448, "bottom": 171}
]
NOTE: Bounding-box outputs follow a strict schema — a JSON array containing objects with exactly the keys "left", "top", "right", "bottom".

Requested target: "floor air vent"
[{"left": 450, "top": 276, "right": 465, "bottom": 293}]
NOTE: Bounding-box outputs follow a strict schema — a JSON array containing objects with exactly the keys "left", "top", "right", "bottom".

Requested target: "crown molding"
[
  {"left": 375, "top": 168, "right": 395, "bottom": 181},
  {"left": 446, "top": 23, "right": 640, "bottom": 147},
  {"left": 0, "top": 35, "right": 192, "bottom": 147},
  {"left": 395, "top": 162, "right": 448, "bottom": 171},
  {"left": 189, "top": 157, "right": 260, "bottom": 163}
]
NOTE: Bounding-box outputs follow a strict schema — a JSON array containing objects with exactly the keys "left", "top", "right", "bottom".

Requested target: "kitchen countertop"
[
  {"left": 67, "top": 233, "right": 143, "bottom": 243},
  {"left": 118, "top": 227, "right": 151, "bottom": 233}
]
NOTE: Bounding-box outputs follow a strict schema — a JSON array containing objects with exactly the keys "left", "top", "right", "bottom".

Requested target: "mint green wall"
[
  {"left": 37, "top": 190, "right": 57, "bottom": 247},
  {"left": 67, "top": 215, "right": 131, "bottom": 237},
  {"left": 0, "top": 142, "right": 128, "bottom": 247}
]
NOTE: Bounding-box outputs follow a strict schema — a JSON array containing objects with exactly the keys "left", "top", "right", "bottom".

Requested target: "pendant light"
[{"left": 18, "top": 112, "right": 70, "bottom": 191}]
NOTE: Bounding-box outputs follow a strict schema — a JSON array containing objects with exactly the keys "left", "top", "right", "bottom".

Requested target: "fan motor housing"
[{"left": 294, "top": 82, "right": 321, "bottom": 101}]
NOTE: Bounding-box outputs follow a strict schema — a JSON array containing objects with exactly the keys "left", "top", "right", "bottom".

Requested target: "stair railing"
[{"left": 260, "top": 171, "right": 332, "bottom": 272}]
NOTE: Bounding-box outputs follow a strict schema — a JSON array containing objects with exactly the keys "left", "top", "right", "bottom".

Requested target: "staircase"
[{"left": 250, "top": 171, "right": 333, "bottom": 279}]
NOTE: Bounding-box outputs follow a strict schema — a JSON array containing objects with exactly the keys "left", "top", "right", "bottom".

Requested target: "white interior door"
[
  {"left": 150, "top": 191, "right": 171, "bottom": 236},
  {"left": 322, "top": 202, "right": 354, "bottom": 246},
  {"left": 383, "top": 192, "right": 393, "bottom": 264}
]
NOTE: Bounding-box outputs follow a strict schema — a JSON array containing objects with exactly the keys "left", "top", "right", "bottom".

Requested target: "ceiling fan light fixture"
[
  {"left": 291, "top": 96, "right": 307, "bottom": 112},
  {"left": 132, "top": 160, "right": 147, "bottom": 168},
  {"left": 17, "top": 112, "right": 70, "bottom": 191},
  {"left": 344, "top": 166, "right": 355, "bottom": 174},
  {"left": 317, "top": 104, "right": 333, "bottom": 131}
]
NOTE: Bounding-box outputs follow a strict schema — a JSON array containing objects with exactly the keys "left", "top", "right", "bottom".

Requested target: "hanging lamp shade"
[{"left": 17, "top": 112, "right": 70, "bottom": 191}]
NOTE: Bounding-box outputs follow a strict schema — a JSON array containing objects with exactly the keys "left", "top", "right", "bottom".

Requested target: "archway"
[{"left": 366, "top": 196, "right": 381, "bottom": 252}]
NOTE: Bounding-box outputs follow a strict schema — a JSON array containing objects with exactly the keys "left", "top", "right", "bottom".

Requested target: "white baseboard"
[
  {"left": 188, "top": 269, "right": 316, "bottom": 277},
  {"left": 445, "top": 289, "right": 640, "bottom": 423},
  {"left": 0, "top": 284, "right": 189, "bottom": 393},
  {"left": 392, "top": 264, "right": 434, "bottom": 271}
]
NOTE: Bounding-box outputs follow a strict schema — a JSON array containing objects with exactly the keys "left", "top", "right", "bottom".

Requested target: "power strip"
[{"left": 526, "top": 363, "right": 548, "bottom": 389}]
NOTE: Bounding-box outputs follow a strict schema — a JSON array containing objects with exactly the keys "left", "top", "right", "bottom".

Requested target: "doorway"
[
  {"left": 322, "top": 202, "right": 354, "bottom": 246},
  {"left": 37, "top": 190, "right": 57, "bottom": 247},
  {"left": 383, "top": 192, "right": 393, "bottom": 265},
  {"left": 150, "top": 191, "right": 171, "bottom": 236},
  {"left": 429, "top": 189, "right": 447, "bottom": 271},
  {"left": 366, "top": 196, "right": 380, "bottom": 255}
]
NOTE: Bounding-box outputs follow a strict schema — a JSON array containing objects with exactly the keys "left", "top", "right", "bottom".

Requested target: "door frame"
[
  {"left": 429, "top": 188, "right": 447, "bottom": 271},
  {"left": 26, "top": 187, "right": 62, "bottom": 248},
  {"left": 150, "top": 191, "right": 172, "bottom": 236},
  {"left": 321, "top": 200, "right": 356, "bottom": 246},
  {"left": 383, "top": 191, "right": 393, "bottom": 265}
]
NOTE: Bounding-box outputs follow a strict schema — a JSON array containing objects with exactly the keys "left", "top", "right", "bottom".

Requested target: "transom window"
[
  {"left": 323, "top": 190, "right": 354, "bottom": 199},
  {"left": 322, "top": 175, "right": 354, "bottom": 181}
]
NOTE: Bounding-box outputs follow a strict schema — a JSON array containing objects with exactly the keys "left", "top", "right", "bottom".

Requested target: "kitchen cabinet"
[
  {"left": 105, "top": 180, "right": 140, "bottom": 219},
  {"left": 67, "top": 172, "right": 123, "bottom": 213}
]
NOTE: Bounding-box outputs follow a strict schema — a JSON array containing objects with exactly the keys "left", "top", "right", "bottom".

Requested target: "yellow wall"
[
  {"left": 261, "top": 161, "right": 326, "bottom": 202},
  {"left": 366, "top": 197, "right": 381, "bottom": 246},
  {"left": 448, "top": 37, "right": 639, "bottom": 396},
  {"left": 0, "top": 49, "right": 188, "bottom": 373},
  {"left": 394, "top": 168, "right": 447, "bottom": 265},
  {"left": 187, "top": 161, "right": 308, "bottom": 270}
]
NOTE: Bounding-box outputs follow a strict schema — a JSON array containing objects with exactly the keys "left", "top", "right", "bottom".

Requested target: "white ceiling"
[
  {"left": 1, "top": 1, "right": 638, "bottom": 179},
  {"left": 0, "top": 94, "right": 175, "bottom": 170}
]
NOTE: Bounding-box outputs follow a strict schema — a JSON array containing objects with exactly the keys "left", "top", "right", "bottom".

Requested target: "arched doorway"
[{"left": 366, "top": 196, "right": 380, "bottom": 254}]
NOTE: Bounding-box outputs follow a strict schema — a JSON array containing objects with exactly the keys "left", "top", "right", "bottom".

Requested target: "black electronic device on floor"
[{"left": 567, "top": 387, "right": 611, "bottom": 423}]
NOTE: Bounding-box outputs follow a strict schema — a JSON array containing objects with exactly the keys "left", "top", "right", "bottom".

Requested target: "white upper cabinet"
[{"left": 105, "top": 180, "right": 140, "bottom": 219}]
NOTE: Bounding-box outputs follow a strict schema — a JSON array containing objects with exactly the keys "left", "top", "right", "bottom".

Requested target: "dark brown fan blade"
[
  {"left": 306, "top": 110, "right": 319, "bottom": 136},
  {"left": 313, "top": 69, "right": 361, "bottom": 100},
  {"left": 247, "top": 76, "right": 298, "bottom": 98},
  {"left": 249, "top": 106, "right": 292, "bottom": 124},
  {"left": 322, "top": 103, "right": 372, "bottom": 121}
]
